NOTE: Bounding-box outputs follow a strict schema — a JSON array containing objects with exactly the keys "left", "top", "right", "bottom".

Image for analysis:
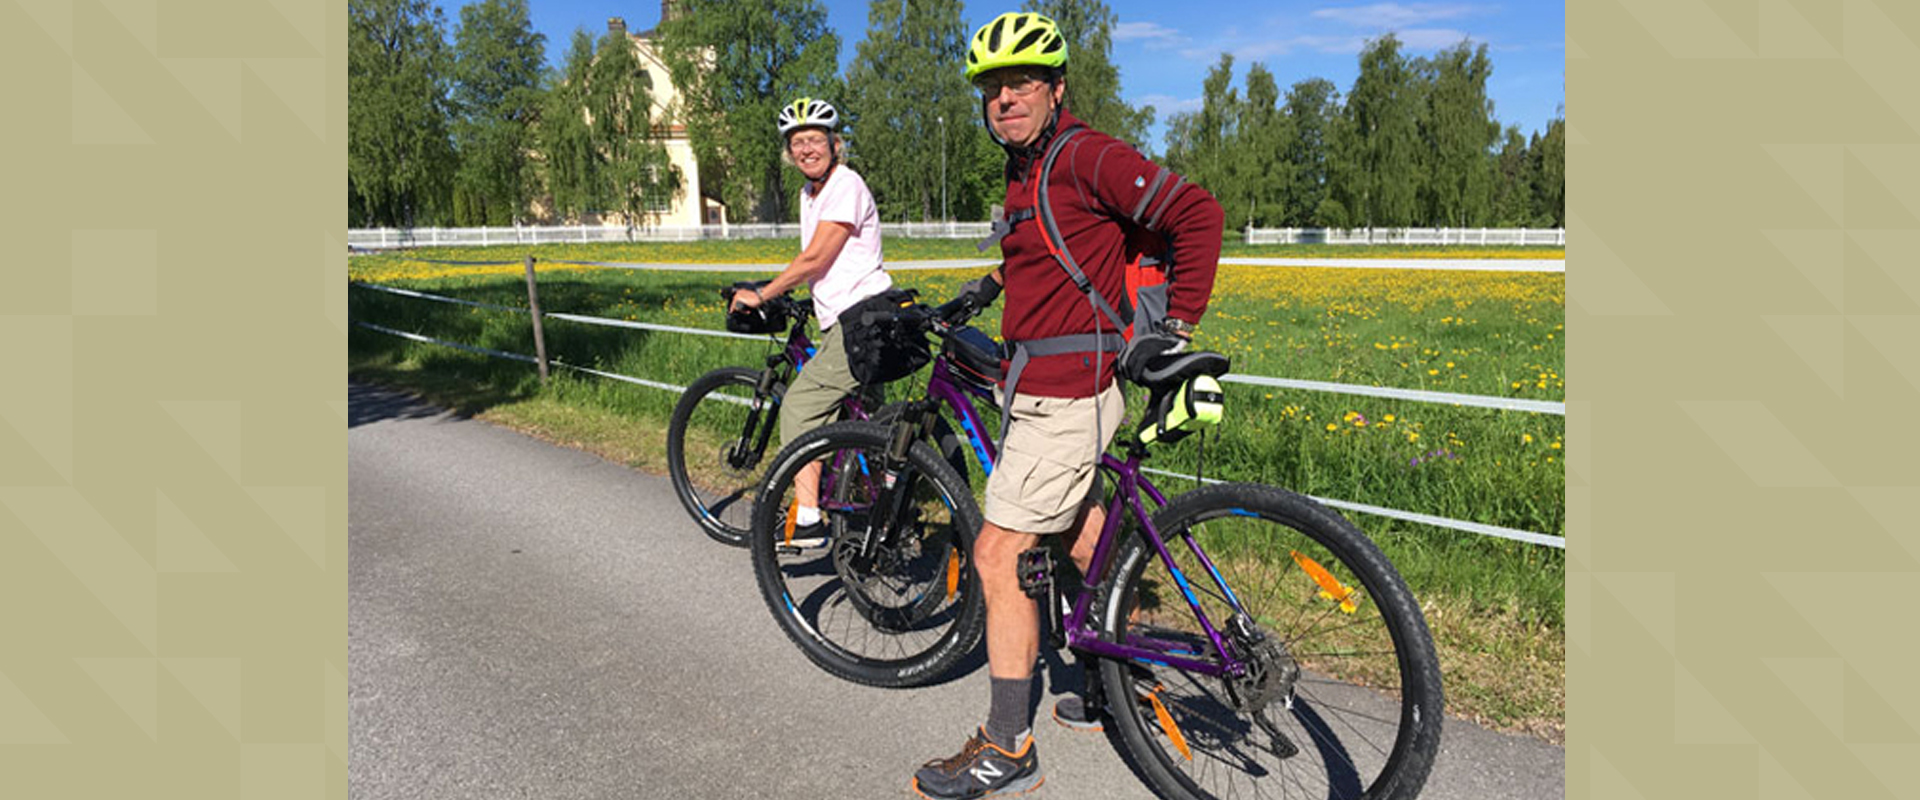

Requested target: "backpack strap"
[
  {"left": 1032, "top": 127, "right": 1128, "bottom": 335},
  {"left": 976, "top": 207, "right": 1035, "bottom": 252},
  {"left": 996, "top": 331, "right": 1126, "bottom": 454}
]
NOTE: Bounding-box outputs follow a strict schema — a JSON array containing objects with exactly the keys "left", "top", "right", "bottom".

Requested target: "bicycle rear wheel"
[
  {"left": 750, "top": 421, "right": 986, "bottom": 688},
  {"left": 1096, "top": 482, "right": 1442, "bottom": 800},
  {"left": 666, "top": 367, "right": 775, "bottom": 546}
]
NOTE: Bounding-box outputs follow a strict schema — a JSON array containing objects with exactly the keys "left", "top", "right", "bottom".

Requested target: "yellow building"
[
  {"left": 614, "top": 15, "right": 727, "bottom": 228},
  {"left": 535, "top": 13, "right": 725, "bottom": 229}
]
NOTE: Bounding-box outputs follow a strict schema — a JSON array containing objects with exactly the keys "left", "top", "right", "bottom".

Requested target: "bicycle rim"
[{"left": 1100, "top": 485, "right": 1442, "bottom": 800}]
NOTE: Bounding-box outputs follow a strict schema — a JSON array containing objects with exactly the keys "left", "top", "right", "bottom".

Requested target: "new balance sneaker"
[{"left": 911, "top": 727, "right": 1043, "bottom": 800}]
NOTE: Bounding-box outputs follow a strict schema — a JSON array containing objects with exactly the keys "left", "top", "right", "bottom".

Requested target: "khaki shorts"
[
  {"left": 779, "top": 323, "right": 862, "bottom": 447},
  {"left": 983, "top": 383, "right": 1124, "bottom": 534}
]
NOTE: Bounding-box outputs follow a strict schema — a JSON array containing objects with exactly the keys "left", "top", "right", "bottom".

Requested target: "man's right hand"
[{"left": 956, "top": 273, "right": 1002, "bottom": 311}]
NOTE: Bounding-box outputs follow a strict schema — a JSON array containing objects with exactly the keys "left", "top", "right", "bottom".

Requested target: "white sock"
[{"left": 796, "top": 505, "right": 821, "bottom": 527}]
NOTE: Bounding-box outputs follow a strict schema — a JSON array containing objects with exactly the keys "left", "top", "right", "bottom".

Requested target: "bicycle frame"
[
  {"left": 1055, "top": 447, "right": 1254, "bottom": 680},
  {"left": 814, "top": 353, "right": 998, "bottom": 520}
]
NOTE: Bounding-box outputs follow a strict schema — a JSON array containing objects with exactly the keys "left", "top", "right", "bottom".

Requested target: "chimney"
[{"left": 608, "top": 17, "right": 627, "bottom": 37}]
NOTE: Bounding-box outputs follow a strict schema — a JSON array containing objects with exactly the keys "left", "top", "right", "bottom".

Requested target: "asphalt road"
[{"left": 347, "top": 381, "right": 1564, "bottom": 799}]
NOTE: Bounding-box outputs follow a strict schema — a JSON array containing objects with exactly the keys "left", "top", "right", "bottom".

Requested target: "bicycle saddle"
[{"left": 1131, "top": 350, "right": 1230, "bottom": 394}]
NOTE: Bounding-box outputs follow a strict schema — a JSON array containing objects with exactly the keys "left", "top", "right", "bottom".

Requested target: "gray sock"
[{"left": 986, "top": 675, "right": 1036, "bottom": 749}]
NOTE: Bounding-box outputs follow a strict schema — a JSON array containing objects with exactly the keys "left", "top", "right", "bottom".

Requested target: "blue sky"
[{"left": 440, "top": 1, "right": 1565, "bottom": 152}]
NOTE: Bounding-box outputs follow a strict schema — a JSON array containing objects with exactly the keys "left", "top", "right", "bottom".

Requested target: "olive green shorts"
[
  {"left": 982, "top": 383, "right": 1124, "bottom": 534},
  {"left": 778, "top": 323, "right": 864, "bottom": 447}
]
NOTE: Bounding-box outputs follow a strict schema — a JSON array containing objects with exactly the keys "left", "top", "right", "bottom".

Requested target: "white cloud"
[
  {"left": 1133, "top": 94, "right": 1204, "bottom": 114},
  {"left": 1310, "top": 3, "right": 1486, "bottom": 27},
  {"left": 1114, "top": 21, "right": 1191, "bottom": 50},
  {"left": 1396, "top": 28, "right": 1475, "bottom": 48}
]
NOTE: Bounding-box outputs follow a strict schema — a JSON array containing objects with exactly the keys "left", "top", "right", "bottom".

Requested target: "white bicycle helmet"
[{"left": 777, "top": 97, "right": 839, "bottom": 138}]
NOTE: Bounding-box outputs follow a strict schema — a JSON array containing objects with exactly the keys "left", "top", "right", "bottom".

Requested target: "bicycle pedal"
[{"left": 1016, "top": 547, "right": 1053, "bottom": 599}]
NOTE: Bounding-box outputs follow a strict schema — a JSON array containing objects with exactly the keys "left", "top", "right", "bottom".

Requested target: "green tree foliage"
[
  {"left": 588, "top": 27, "right": 680, "bottom": 232},
  {"left": 1529, "top": 113, "right": 1566, "bottom": 226},
  {"left": 538, "top": 31, "right": 600, "bottom": 221},
  {"left": 1281, "top": 77, "right": 1338, "bottom": 227},
  {"left": 1236, "top": 62, "right": 1291, "bottom": 229},
  {"left": 1491, "top": 125, "right": 1532, "bottom": 226},
  {"left": 659, "top": 0, "right": 843, "bottom": 222},
  {"left": 1022, "top": 0, "right": 1152, "bottom": 147},
  {"left": 845, "top": 0, "right": 982, "bottom": 222},
  {"left": 1416, "top": 41, "right": 1497, "bottom": 226},
  {"left": 449, "top": 0, "right": 545, "bottom": 226},
  {"left": 1162, "top": 54, "right": 1238, "bottom": 224},
  {"left": 349, "top": 0, "right": 456, "bottom": 227},
  {"left": 1340, "top": 34, "right": 1421, "bottom": 227}
]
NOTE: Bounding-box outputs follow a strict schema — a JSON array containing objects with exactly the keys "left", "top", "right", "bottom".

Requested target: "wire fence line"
[
  {"left": 350, "top": 281, "right": 1566, "bottom": 547},
  {"left": 347, "top": 223, "right": 1567, "bottom": 250},
  {"left": 351, "top": 281, "right": 1564, "bottom": 415}
]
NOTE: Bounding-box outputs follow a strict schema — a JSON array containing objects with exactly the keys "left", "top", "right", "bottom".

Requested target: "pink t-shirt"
[{"left": 800, "top": 165, "right": 890, "bottom": 329}]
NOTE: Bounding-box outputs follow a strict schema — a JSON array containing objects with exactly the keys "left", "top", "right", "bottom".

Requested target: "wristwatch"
[{"left": 1159, "top": 318, "right": 1196, "bottom": 339}]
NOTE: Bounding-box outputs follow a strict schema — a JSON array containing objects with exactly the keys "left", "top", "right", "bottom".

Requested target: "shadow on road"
[{"left": 348, "top": 382, "right": 463, "bottom": 428}]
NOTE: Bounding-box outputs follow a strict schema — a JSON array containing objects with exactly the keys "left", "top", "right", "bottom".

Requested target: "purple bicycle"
[
  {"left": 667, "top": 283, "right": 979, "bottom": 547},
  {"left": 752, "top": 304, "right": 1444, "bottom": 800}
]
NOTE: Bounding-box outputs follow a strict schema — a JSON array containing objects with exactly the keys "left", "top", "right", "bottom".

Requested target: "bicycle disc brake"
[{"left": 1226, "top": 613, "right": 1302, "bottom": 759}]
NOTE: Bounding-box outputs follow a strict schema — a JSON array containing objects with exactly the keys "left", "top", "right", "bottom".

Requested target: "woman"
[{"left": 730, "top": 97, "right": 891, "bottom": 543}]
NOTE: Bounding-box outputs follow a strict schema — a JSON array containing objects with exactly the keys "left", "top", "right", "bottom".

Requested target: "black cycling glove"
[{"left": 1118, "top": 331, "right": 1189, "bottom": 383}]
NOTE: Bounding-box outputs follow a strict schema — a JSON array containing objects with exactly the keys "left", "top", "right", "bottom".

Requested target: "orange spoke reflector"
[
  {"left": 1291, "top": 550, "right": 1358, "bottom": 614},
  {"left": 1145, "top": 686, "right": 1192, "bottom": 761},
  {"left": 946, "top": 548, "right": 960, "bottom": 602},
  {"left": 784, "top": 499, "right": 800, "bottom": 545}
]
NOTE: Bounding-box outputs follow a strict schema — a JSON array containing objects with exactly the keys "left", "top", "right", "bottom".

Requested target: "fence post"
[{"left": 523, "top": 255, "right": 550, "bottom": 383}]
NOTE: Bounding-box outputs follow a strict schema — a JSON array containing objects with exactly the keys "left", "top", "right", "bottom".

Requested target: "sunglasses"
[{"left": 973, "top": 71, "right": 1053, "bottom": 97}]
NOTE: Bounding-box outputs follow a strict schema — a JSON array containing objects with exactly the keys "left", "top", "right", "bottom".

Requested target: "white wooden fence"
[{"left": 1245, "top": 226, "right": 1566, "bottom": 246}]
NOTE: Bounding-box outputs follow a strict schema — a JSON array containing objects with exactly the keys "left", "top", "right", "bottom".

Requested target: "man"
[
  {"left": 911, "top": 12, "right": 1224, "bottom": 800},
  {"left": 732, "top": 98, "right": 891, "bottom": 544}
]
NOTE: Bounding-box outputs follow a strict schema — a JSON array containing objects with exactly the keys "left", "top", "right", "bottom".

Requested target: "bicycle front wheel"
[
  {"left": 666, "top": 367, "right": 775, "bottom": 546},
  {"left": 750, "top": 421, "right": 986, "bottom": 688},
  {"left": 1097, "top": 482, "right": 1443, "bottom": 800}
]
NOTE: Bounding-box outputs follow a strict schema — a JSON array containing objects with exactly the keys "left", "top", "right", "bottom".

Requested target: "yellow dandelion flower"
[
  {"left": 1428, "top": 369, "right": 1439, "bottom": 376},
  {"left": 1523, "top": 434, "right": 1534, "bottom": 444},
  {"left": 1325, "top": 423, "right": 1337, "bottom": 432},
  {"left": 1550, "top": 442, "right": 1562, "bottom": 450},
  {"left": 1384, "top": 414, "right": 1395, "bottom": 422}
]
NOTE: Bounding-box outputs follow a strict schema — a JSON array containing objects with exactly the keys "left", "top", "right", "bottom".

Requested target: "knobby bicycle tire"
[
  {"left": 1096, "top": 482, "right": 1443, "bottom": 800},
  {"left": 667, "top": 366, "right": 775, "bottom": 546},
  {"left": 750, "top": 421, "right": 987, "bottom": 688}
]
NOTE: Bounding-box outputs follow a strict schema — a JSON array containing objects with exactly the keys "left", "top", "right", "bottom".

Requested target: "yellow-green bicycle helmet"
[{"left": 965, "top": 12, "right": 1069, "bottom": 82}]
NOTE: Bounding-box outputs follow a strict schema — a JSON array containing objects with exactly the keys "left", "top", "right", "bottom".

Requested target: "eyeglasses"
[
  {"left": 788, "top": 134, "right": 832, "bottom": 151},
  {"left": 973, "top": 71, "right": 1051, "bottom": 98}
]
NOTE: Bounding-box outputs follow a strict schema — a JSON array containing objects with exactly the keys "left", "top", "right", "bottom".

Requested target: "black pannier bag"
[
  {"left": 840, "top": 288, "right": 933, "bottom": 386},
  {"left": 944, "top": 325, "right": 1004, "bottom": 391},
  {"left": 724, "top": 280, "right": 786, "bottom": 334}
]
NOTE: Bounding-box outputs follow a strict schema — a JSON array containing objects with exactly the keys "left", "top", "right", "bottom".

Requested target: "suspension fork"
[{"left": 860, "top": 399, "right": 934, "bottom": 559}]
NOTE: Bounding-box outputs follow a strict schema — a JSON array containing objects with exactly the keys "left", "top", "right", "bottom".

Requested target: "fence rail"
[
  {"left": 349, "top": 279, "right": 1566, "bottom": 547},
  {"left": 347, "top": 223, "right": 1565, "bottom": 250},
  {"left": 348, "top": 222, "right": 994, "bottom": 249},
  {"left": 1244, "top": 227, "right": 1566, "bottom": 246}
]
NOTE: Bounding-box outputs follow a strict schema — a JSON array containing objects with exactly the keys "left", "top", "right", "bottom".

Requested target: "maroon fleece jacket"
[{"left": 996, "top": 109, "right": 1224, "bottom": 397}]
